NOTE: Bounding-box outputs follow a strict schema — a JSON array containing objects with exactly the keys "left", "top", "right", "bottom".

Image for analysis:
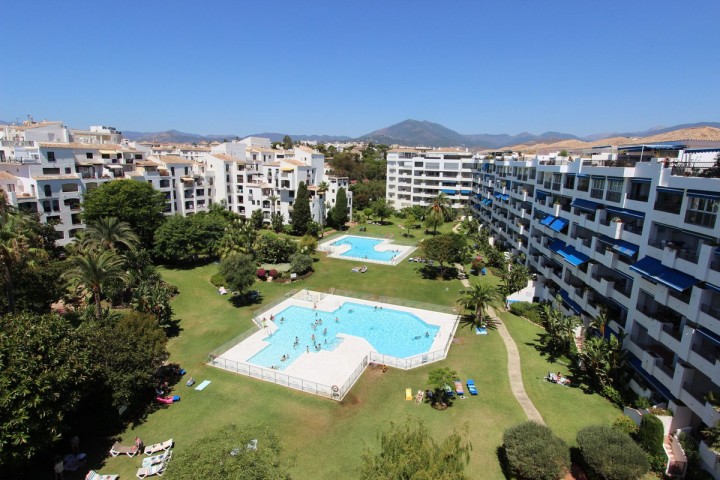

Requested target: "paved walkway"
[{"left": 452, "top": 226, "right": 545, "bottom": 424}]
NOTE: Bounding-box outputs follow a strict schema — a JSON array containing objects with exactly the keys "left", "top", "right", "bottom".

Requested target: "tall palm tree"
[
  {"left": 0, "top": 205, "right": 46, "bottom": 313},
  {"left": 81, "top": 217, "right": 139, "bottom": 252},
  {"left": 316, "top": 182, "right": 328, "bottom": 237},
  {"left": 458, "top": 283, "right": 501, "bottom": 327},
  {"left": 63, "top": 250, "right": 129, "bottom": 320},
  {"left": 268, "top": 194, "right": 279, "bottom": 217},
  {"left": 425, "top": 192, "right": 452, "bottom": 234}
]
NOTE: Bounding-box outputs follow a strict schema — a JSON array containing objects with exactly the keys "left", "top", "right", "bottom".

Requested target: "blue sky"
[{"left": 2, "top": 0, "right": 719, "bottom": 137}]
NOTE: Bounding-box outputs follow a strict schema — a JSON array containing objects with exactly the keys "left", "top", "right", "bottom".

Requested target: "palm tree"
[
  {"left": 425, "top": 192, "right": 452, "bottom": 234},
  {"left": 81, "top": 217, "right": 139, "bottom": 252},
  {"left": 268, "top": 194, "right": 279, "bottom": 217},
  {"left": 316, "top": 182, "right": 328, "bottom": 237},
  {"left": 0, "top": 196, "right": 46, "bottom": 312},
  {"left": 63, "top": 250, "right": 129, "bottom": 320},
  {"left": 458, "top": 283, "right": 501, "bottom": 327}
]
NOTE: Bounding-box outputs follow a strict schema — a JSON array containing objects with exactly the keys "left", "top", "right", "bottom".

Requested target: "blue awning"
[
  {"left": 549, "top": 217, "right": 569, "bottom": 232},
  {"left": 577, "top": 174, "right": 589, "bottom": 178},
  {"left": 704, "top": 282, "right": 720, "bottom": 294},
  {"left": 460, "top": 190, "right": 472, "bottom": 195},
  {"left": 605, "top": 206, "right": 645, "bottom": 219},
  {"left": 627, "top": 354, "right": 674, "bottom": 401},
  {"left": 550, "top": 240, "right": 591, "bottom": 266},
  {"left": 571, "top": 198, "right": 601, "bottom": 213},
  {"left": 536, "top": 190, "right": 549, "bottom": 200},
  {"left": 630, "top": 256, "right": 700, "bottom": 292},
  {"left": 494, "top": 192, "right": 502, "bottom": 199},
  {"left": 656, "top": 187, "right": 684, "bottom": 194},
  {"left": 630, "top": 178, "right": 652, "bottom": 184},
  {"left": 687, "top": 190, "right": 720, "bottom": 200},
  {"left": 540, "top": 215, "right": 556, "bottom": 226},
  {"left": 501, "top": 194, "right": 510, "bottom": 201},
  {"left": 475, "top": 193, "right": 483, "bottom": 199},
  {"left": 612, "top": 239, "right": 640, "bottom": 257},
  {"left": 559, "top": 289, "right": 583, "bottom": 315},
  {"left": 442, "top": 189, "right": 456, "bottom": 195}
]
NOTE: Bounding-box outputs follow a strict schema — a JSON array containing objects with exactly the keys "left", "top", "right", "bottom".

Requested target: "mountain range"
[{"left": 3, "top": 119, "right": 719, "bottom": 149}]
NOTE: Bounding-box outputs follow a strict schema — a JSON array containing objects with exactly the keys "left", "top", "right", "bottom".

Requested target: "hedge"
[
  {"left": 577, "top": 425, "right": 649, "bottom": 480},
  {"left": 503, "top": 421, "right": 569, "bottom": 480}
]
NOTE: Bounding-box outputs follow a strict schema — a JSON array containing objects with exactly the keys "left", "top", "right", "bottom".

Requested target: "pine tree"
[
  {"left": 291, "top": 182, "right": 311, "bottom": 235},
  {"left": 331, "top": 187, "right": 348, "bottom": 229}
]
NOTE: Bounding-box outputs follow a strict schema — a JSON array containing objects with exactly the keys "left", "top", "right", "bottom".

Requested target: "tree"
[
  {"left": 425, "top": 192, "right": 452, "bottom": 234},
  {"left": 458, "top": 283, "right": 501, "bottom": 327},
  {"left": 163, "top": 424, "right": 293, "bottom": 480},
  {"left": 219, "top": 253, "right": 256, "bottom": 295},
  {"left": 298, "top": 235, "right": 318, "bottom": 255},
  {"left": 580, "top": 334, "right": 628, "bottom": 390},
  {"left": 499, "top": 263, "right": 530, "bottom": 300},
  {"left": 577, "top": 426, "right": 649, "bottom": 480},
  {"left": 282, "top": 135, "right": 293, "bottom": 150},
  {"left": 330, "top": 187, "right": 349, "bottom": 229},
  {"left": 81, "top": 217, "right": 139, "bottom": 252},
  {"left": 360, "top": 417, "right": 471, "bottom": 480},
  {"left": 0, "top": 312, "right": 92, "bottom": 468},
  {"left": 271, "top": 212, "right": 284, "bottom": 233},
  {"left": 290, "top": 182, "right": 311, "bottom": 235},
  {"left": 63, "top": 251, "right": 129, "bottom": 321},
  {"left": 250, "top": 208, "right": 265, "bottom": 230},
  {"left": 82, "top": 179, "right": 167, "bottom": 248},
  {"left": 421, "top": 233, "right": 466, "bottom": 276},
  {"left": 131, "top": 279, "right": 175, "bottom": 329},
  {"left": 350, "top": 180, "right": 386, "bottom": 210},
  {"left": 289, "top": 253, "right": 313, "bottom": 274},
  {"left": 503, "top": 422, "right": 570, "bottom": 480},
  {"left": 218, "top": 219, "right": 258, "bottom": 258},
  {"left": 428, "top": 366, "right": 457, "bottom": 407},
  {"left": 316, "top": 181, "right": 328, "bottom": 236},
  {"left": 370, "top": 198, "right": 393, "bottom": 224},
  {"left": 638, "top": 414, "right": 665, "bottom": 460},
  {"left": 255, "top": 234, "right": 296, "bottom": 264},
  {"left": 81, "top": 311, "right": 168, "bottom": 410}
]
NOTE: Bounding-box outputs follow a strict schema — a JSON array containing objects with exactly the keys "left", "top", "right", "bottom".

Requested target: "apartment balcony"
[
  {"left": 699, "top": 304, "right": 720, "bottom": 335},
  {"left": 597, "top": 220, "right": 623, "bottom": 240},
  {"left": 680, "top": 385, "right": 720, "bottom": 428}
]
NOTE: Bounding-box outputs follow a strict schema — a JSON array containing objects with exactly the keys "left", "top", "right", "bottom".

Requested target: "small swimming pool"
[
  {"left": 330, "top": 236, "right": 401, "bottom": 262},
  {"left": 248, "top": 302, "right": 440, "bottom": 370}
]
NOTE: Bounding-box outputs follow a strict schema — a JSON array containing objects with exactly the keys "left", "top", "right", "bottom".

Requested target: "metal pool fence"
[{"left": 207, "top": 290, "right": 461, "bottom": 401}]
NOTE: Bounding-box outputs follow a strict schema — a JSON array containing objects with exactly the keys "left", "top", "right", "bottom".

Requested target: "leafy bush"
[
  {"left": 268, "top": 269, "right": 279, "bottom": 278},
  {"left": 255, "top": 234, "right": 296, "bottom": 263},
  {"left": 503, "top": 421, "right": 570, "bottom": 480},
  {"left": 210, "top": 272, "right": 226, "bottom": 287},
  {"left": 634, "top": 396, "right": 653, "bottom": 410},
  {"left": 647, "top": 406, "right": 672, "bottom": 416},
  {"left": 703, "top": 422, "right": 720, "bottom": 450},
  {"left": 679, "top": 432, "right": 715, "bottom": 480},
  {"left": 611, "top": 415, "right": 639, "bottom": 436},
  {"left": 298, "top": 235, "right": 318, "bottom": 255},
  {"left": 509, "top": 302, "right": 542, "bottom": 324},
  {"left": 289, "top": 253, "right": 313, "bottom": 274},
  {"left": 256, "top": 268, "right": 266, "bottom": 279},
  {"left": 638, "top": 414, "right": 665, "bottom": 459},
  {"left": 601, "top": 385, "right": 623, "bottom": 406},
  {"left": 577, "top": 425, "right": 649, "bottom": 480}
]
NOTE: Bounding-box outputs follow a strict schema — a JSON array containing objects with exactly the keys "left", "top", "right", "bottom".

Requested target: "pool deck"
[
  {"left": 216, "top": 291, "right": 458, "bottom": 395},
  {"left": 317, "top": 234, "right": 416, "bottom": 266}
]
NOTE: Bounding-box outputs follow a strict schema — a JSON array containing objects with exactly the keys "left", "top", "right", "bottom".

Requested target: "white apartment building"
[
  {"left": 386, "top": 148, "right": 476, "bottom": 211},
  {"left": 0, "top": 124, "right": 351, "bottom": 245},
  {"left": 471, "top": 144, "right": 720, "bottom": 478}
]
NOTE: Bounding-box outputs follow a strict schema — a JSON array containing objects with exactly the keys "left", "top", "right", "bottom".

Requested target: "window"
[
  {"left": 102, "top": 154, "right": 110, "bottom": 159},
  {"left": 65, "top": 168, "right": 71, "bottom": 174},
  {"left": 47, "top": 151, "right": 56, "bottom": 162},
  {"left": 135, "top": 154, "right": 143, "bottom": 160},
  {"left": 685, "top": 197, "right": 718, "bottom": 228},
  {"left": 605, "top": 179, "right": 623, "bottom": 202},
  {"left": 654, "top": 190, "right": 683, "bottom": 214},
  {"left": 563, "top": 174, "right": 575, "bottom": 190},
  {"left": 43, "top": 185, "right": 52, "bottom": 197},
  {"left": 551, "top": 173, "right": 562, "bottom": 191},
  {"left": 43, "top": 168, "right": 60, "bottom": 175},
  {"left": 577, "top": 176, "right": 589, "bottom": 192},
  {"left": 590, "top": 177, "right": 605, "bottom": 199},
  {"left": 86, "top": 152, "right": 94, "bottom": 159}
]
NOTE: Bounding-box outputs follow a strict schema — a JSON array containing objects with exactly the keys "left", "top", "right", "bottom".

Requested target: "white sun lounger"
[
  {"left": 142, "top": 449, "right": 172, "bottom": 468},
  {"left": 136, "top": 460, "right": 168, "bottom": 479},
  {"left": 86, "top": 470, "right": 119, "bottom": 480},
  {"left": 109, "top": 441, "right": 139, "bottom": 457},
  {"left": 144, "top": 438, "right": 173, "bottom": 456}
]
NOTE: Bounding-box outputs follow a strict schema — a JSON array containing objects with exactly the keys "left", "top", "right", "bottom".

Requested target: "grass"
[{"left": 87, "top": 228, "right": 622, "bottom": 480}]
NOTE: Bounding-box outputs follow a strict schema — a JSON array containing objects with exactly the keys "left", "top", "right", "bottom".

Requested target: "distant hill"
[
  {"left": 121, "top": 129, "right": 351, "bottom": 144},
  {"left": 357, "top": 119, "right": 579, "bottom": 148}
]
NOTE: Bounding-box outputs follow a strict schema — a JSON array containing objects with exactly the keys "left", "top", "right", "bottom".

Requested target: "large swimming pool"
[
  {"left": 248, "top": 302, "right": 440, "bottom": 370},
  {"left": 331, "top": 236, "right": 401, "bottom": 262}
]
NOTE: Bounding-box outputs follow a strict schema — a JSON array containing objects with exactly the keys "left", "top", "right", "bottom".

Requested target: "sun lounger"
[
  {"left": 405, "top": 388, "right": 413, "bottom": 400},
  {"left": 467, "top": 379, "right": 478, "bottom": 396},
  {"left": 454, "top": 380, "right": 465, "bottom": 396},
  {"left": 415, "top": 389, "right": 424, "bottom": 404},
  {"left": 109, "top": 441, "right": 139, "bottom": 457},
  {"left": 360, "top": 266, "right": 368, "bottom": 273},
  {"left": 136, "top": 460, "right": 168, "bottom": 479},
  {"left": 144, "top": 438, "right": 173, "bottom": 456},
  {"left": 443, "top": 384, "right": 454, "bottom": 397},
  {"left": 86, "top": 470, "right": 119, "bottom": 480},
  {"left": 142, "top": 449, "right": 172, "bottom": 468}
]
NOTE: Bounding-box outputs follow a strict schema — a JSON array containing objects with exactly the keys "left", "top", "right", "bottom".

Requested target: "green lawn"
[{"left": 90, "top": 234, "right": 621, "bottom": 479}]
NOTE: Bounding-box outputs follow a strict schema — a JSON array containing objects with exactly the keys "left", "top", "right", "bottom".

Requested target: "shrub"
[
  {"left": 256, "top": 268, "right": 266, "bottom": 279},
  {"left": 611, "top": 415, "right": 639, "bottom": 436},
  {"left": 702, "top": 421, "right": 720, "bottom": 450},
  {"left": 601, "top": 385, "right": 624, "bottom": 406},
  {"left": 634, "top": 396, "right": 653, "bottom": 410},
  {"left": 577, "top": 425, "right": 649, "bottom": 480},
  {"left": 503, "top": 421, "right": 570, "bottom": 480},
  {"left": 298, "top": 235, "right": 318, "bottom": 255},
  {"left": 638, "top": 414, "right": 665, "bottom": 459},
  {"left": 509, "top": 302, "right": 542, "bottom": 324},
  {"left": 210, "top": 272, "right": 226, "bottom": 287},
  {"left": 680, "top": 432, "right": 716, "bottom": 480},
  {"left": 268, "top": 269, "right": 279, "bottom": 278},
  {"left": 290, "top": 253, "right": 313, "bottom": 274}
]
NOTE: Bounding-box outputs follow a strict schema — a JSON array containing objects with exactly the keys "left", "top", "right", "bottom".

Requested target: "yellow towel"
[{"left": 405, "top": 388, "right": 412, "bottom": 400}]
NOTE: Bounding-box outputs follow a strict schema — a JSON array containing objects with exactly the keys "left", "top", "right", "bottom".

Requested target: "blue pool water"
[
  {"left": 331, "top": 236, "right": 401, "bottom": 262},
  {"left": 248, "top": 302, "right": 440, "bottom": 370}
]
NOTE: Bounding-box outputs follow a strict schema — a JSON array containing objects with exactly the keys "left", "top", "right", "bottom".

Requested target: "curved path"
[{"left": 454, "top": 251, "right": 545, "bottom": 424}]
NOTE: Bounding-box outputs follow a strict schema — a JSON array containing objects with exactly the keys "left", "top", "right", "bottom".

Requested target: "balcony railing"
[{"left": 701, "top": 303, "right": 720, "bottom": 321}]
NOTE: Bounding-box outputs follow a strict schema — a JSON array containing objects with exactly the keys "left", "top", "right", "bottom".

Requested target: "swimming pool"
[
  {"left": 330, "top": 236, "right": 402, "bottom": 262},
  {"left": 248, "top": 302, "right": 440, "bottom": 370}
]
